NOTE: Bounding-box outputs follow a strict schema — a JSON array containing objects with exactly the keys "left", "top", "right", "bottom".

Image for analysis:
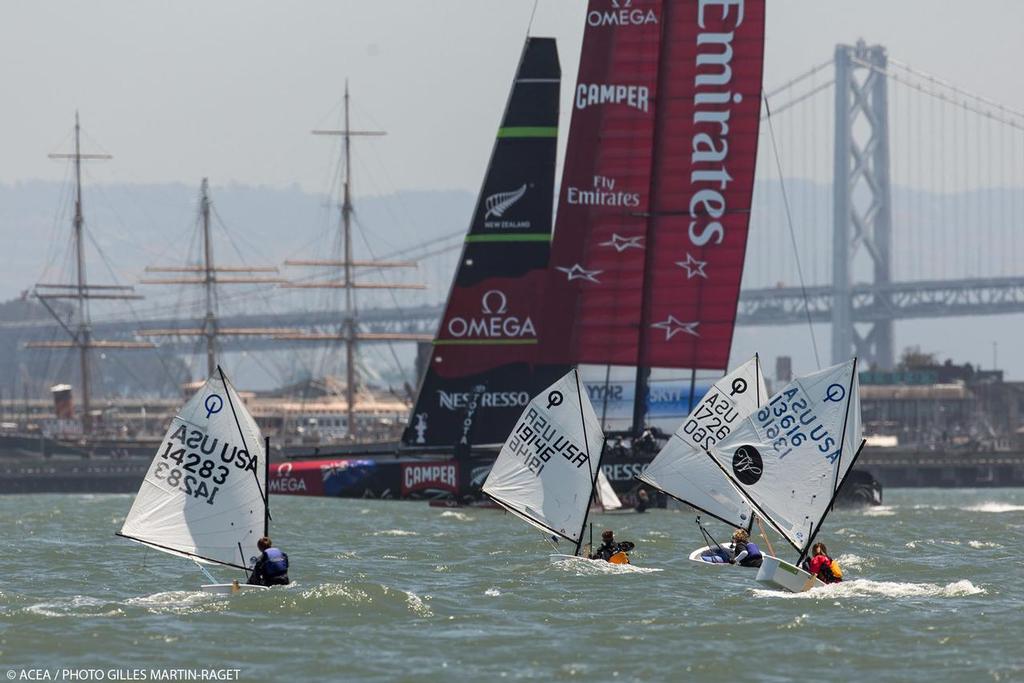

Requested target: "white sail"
[
  {"left": 483, "top": 368, "right": 605, "bottom": 543},
  {"left": 120, "top": 370, "right": 267, "bottom": 569},
  {"left": 595, "top": 469, "right": 622, "bottom": 511},
  {"left": 638, "top": 357, "right": 767, "bottom": 527},
  {"left": 706, "top": 359, "right": 863, "bottom": 553}
]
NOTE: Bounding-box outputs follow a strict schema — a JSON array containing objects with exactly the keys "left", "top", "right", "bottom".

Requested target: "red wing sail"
[
  {"left": 642, "top": 0, "right": 766, "bottom": 370},
  {"left": 543, "top": 0, "right": 663, "bottom": 367},
  {"left": 543, "top": 0, "right": 765, "bottom": 371}
]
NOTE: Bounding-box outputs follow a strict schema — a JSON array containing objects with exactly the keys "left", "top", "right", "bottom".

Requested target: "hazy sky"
[{"left": 4, "top": 0, "right": 1024, "bottom": 196}]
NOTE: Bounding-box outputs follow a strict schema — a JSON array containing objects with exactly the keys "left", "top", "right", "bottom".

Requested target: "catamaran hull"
[
  {"left": 755, "top": 554, "right": 825, "bottom": 593},
  {"left": 200, "top": 583, "right": 270, "bottom": 594}
]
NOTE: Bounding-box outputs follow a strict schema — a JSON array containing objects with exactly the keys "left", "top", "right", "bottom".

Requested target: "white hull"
[
  {"left": 688, "top": 543, "right": 743, "bottom": 566},
  {"left": 755, "top": 555, "right": 825, "bottom": 593},
  {"left": 200, "top": 582, "right": 270, "bottom": 594}
]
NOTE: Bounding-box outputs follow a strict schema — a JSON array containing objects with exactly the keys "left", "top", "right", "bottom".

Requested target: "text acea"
[{"left": 9, "top": 670, "right": 241, "bottom": 681}]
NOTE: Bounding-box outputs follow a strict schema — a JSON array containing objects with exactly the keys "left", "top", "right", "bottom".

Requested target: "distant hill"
[{"left": 0, "top": 180, "right": 474, "bottom": 304}]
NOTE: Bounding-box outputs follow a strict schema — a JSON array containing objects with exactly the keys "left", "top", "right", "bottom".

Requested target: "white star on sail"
[
  {"left": 651, "top": 316, "right": 700, "bottom": 340},
  {"left": 556, "top": 264, "right": 603, "bottom": 283},
  {"left": 675, "top": 253, "right": 708, "bottom": 279},
  {"left": 599, "top": 234, "right": 644, "bottom": 252}
]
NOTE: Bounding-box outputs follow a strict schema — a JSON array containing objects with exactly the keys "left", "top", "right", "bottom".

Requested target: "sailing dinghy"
[
  {"left": 705, "top": 359, "right": 865, "bottom": 592},
  {"left": 482, "top": 368, "right": 618, "bottom": 563},
  {"left": 118, "top": 367, "right": 272, "bottom": 593},
  {"left": 594, "top": 469, "right": 626, "bottom": 513},
  {"left": 637, "top": 357, "right": 767, "bottom": 566}
]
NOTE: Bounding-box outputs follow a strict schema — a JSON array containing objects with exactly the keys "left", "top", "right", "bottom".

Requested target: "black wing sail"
[{"left": 403, "top": 37, "right": 567, "bottom": 449}]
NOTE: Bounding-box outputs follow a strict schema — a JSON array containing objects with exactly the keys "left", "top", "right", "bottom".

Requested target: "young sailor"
[
  {"left": 728, "top": 529, "right": 763, "bottom": 568},
  {"left": 589, "top": 529, "right": 635, "bottom": 562},
  {"left": 248, "top": 536, "right": 290, "bottom": 586},
  {"left": 802, "top": 542, "right": 843, "bottom": 584}
]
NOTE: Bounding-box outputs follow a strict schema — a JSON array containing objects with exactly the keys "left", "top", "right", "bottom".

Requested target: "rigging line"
[
  {"left": 209, "top": 204, "right": 284, "bottom": 318},
  {"left": 760, "top": 80, "right": 833, "bottom": 121},
  {"left": 762, "top": 91, "right": 821, "bottom": 370},
  {"left": 525, "top": 0, "right": 540, "bottom": 38},
  {"left": 81, "top": 222, "right": 180, "bottom": 388},
  {"left": 38, "top": 161, "right": 75, "bottom": 285}
]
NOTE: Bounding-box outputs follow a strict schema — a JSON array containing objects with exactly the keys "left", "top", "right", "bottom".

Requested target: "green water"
[{"left": 0, "top": 490, "right": 1020, "bottom": 682}]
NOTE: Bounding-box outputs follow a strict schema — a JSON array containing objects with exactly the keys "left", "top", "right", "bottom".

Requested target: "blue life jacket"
[
  {"left": 745, "top": 542, "right": 762, "bottom": 560},
  {"left": 263, "top": 547, "right": 289, "bottom": 577}
]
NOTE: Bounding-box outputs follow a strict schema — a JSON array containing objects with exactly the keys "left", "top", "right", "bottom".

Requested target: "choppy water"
[{"left": 1, "top": 489, "right": 1022, "bottom": 682}]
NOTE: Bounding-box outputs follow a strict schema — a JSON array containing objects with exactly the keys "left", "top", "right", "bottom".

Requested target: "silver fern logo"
[{"left": 484, "top": 184, "right": 527, "bottom": 219}]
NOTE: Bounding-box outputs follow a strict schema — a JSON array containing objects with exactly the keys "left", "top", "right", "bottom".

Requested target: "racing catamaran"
[{"left": 117, "top": 367, "right": 272, "bottom": 593}]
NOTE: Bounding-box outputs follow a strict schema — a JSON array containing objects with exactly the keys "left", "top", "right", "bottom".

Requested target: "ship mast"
[
  {"left": 29, "top": 113, "right": 154, "bottom": 434},
  {"left": 138, "top": 179, "right": 286, "bottom": 377},
  {"left": 281, "top": 82, "right": 427, "bottom": 440},
  {"left": 201, "top": 178, "right": 216, "bottom": 376}
]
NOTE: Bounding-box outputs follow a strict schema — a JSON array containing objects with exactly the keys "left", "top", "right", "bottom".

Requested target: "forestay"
[
  {"left": 119, "top": 370, "right": 267, "bottom": 569},
  {"left": 483, "top": 368, "right": 605, "bottom": 543},
  {"left": 638, "top": 357, "right": 767, "bottom": 527},
  {"left": 706, "top": 360, "right": 862, "bottom": 554}
]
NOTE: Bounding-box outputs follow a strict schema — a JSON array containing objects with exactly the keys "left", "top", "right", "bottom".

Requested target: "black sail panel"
[{"left": 403, "top": 37, "right": 567, "bottom": 449}]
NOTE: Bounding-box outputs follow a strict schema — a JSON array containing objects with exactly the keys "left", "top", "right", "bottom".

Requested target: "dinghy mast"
[{"left": 573, "top": 368, "right": 601, "bottom": 558}]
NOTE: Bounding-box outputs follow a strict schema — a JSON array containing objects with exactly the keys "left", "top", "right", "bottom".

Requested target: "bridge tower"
[{"left": 832, "top": 40, "right": 895, "bottom": 369}]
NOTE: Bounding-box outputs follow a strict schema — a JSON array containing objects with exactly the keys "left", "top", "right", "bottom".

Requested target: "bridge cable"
[{"left": 762, "top": 91, "right": 821, "bottom": 370}]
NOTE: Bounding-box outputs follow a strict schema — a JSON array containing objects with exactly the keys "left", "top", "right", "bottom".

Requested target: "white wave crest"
[
  {"left": 484, "top": 587, "right": 501, "bottom": 597},
  {"left": 963, "top": 502, "right": 1024, "bottom": 513},
  {"left": 968, "top": 540, "right": 1002, "bottom": 549},
  {"left": 404, "top": 590, "right": 433, "bottom": 617},
  {"left": 27, "top": 595, "right": 124, "bottom": 618},
  {"left": 550, "top": 555, "right": 663, "bottom": 575},
  {"left": 373, "top": 529, "right": 419, "bottom": 536},
  {"left": 439, "top": 511, "right": 473, "bottom": 522},
  {"left": 124, "top": 590, "right": 222, "bottom": 614},
  {"left": 860, "top": 506, "right": 896, "bottom": 517},
  {"left": 752, "top": 579, "right": 985, "bottom": 600},
  {"left": 835, "top": 553, "right": 872, "bottom": 570}
]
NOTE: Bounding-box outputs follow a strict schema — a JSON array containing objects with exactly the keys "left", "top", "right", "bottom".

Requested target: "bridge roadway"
[{"left": 5, "top": 276, "right": 1024, "bottom": 352}]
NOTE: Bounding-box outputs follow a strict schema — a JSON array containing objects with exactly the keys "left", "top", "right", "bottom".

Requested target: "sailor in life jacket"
[
  {"left": 589, "top": 529, "right": 636, "bottom": 562},
  {"left": 728, "top": 529, "right": 763, "bottom": 568},
  {"left": 803, "top": 542, "right": 843, "bottom": 583},
  {"left": 248, "top": 536, "right": 290, "bottom": 586}
]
